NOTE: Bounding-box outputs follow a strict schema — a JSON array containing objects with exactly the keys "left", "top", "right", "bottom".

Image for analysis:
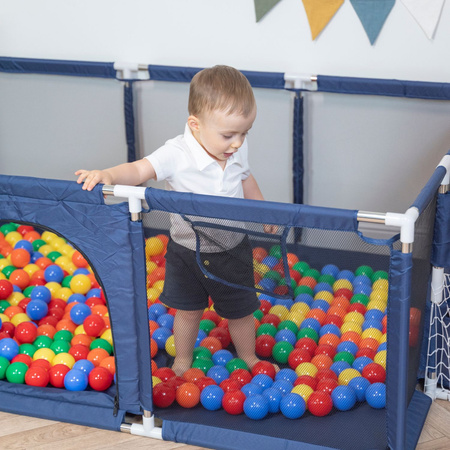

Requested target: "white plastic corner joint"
[
  {"left": 385, "top": 207, "right": 419, "bottom": 244},
  {"left": 437, "top": 154, "right": 450, "bottom": 186},
  {"left": 284, "top": 73, "right": 318, "bottom": 91},
  {"left": 114, "top": 61, "right": 150, "bottom": 80},
  {"left": 112, "top": 185, "right": 147, "bottom": 214}
]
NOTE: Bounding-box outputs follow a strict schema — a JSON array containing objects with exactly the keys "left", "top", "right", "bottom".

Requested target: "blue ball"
[
  {"left": 337, "top": 340, "right": 358, "bottom": 356},
  {"left": 321, "top": 264, "right": 340, "bottom": 278},
  {"left": 68, "top": 293, "right": 86, "bottom": 304},
  {"left": 365, "top": 309, "right": 385, "bottom": 322},
  {"left": 353, "top": 284, "right": 372, "bottom": 296},
  {"left": 348, "top": 376, "right": 371, "bottom": 402},
  {"left": 251, "top": 373, "right": 273, "bottom": 390},
  {"left": 241, "top": 383, "right": 263, "bottom": 398},
  {"left": 261, "top": 256, "right": 279, "bottom": 268},
  {"left": 30, "top": 285, "right": 51, "bottom": 303},
  {"left": 152, "top": 327, "right": 172, "bottom": 349},
  {"left": 362, "top": 319, "right": 383, "bottom": 332},
  {"left": 275, "top": 368, "right": 297, "bottom": 385},
  {"left": 330, "top": 361, "right": 351, "bottom": 376},
  {"left": 259, "top": 294, "right": 277, "bottom": 305},
  {"left": 73, "top": 359, "right": 95, "bottom": 375},
  {"left": 274, "top": 298, "right": 294, "bottom": 310},
  {"left": 157, "top": 313, "right": 175, "bottom": 330},
  {"left": 262, "top": 386, "right": 283, "bottom": 413},
  {"left": 243, "top": 394, "right": 270, "bottom": 420},
  {"left": 26, "top": 299, "right": 49, "bottom": 321},
  {"left": 311, "top": 299, "right": 330, "bottom": 312},
  {"left": 275, "top": 329, "right": 297, "bottom": 346},
  {"left": 377, "top": 342, "right": 387, "bottom": 352},
  {"left": 294, "top": 293, "right": 313, "bottom": 306},
  {"left": 365, "top": 382, "right": 386, "bottom": 409},
  {"left": 64, "top": 369, "right": 89, "bottom": 391},
  {"left": 280, "top": 393, "right": 306, "bottom": 419},
  {"left": 73, "top": 268, "right": 90, "bottom": 276},
  {"left": 212, "top": 349, "right": 234, "bottom": 366},
  {"left": 14, "top": 240, "right": 33, "bottom": 252},
  {"left": 200, "top": 385, "right": 224, "bottom": 411},
  {"left": 148, "top": 303, "right": 167, "bottom": 318},
  {"left": 44, "top": 264, "right": 64, "bottom": 283},
  {"left": 258, "top": 278, "right": 277, "bottom": 291},
  {"left": 0, "top": 338, "right": 19, "bottom": 361},
  {"left": 69, "top": 303, "right": 92, "bottom": 325},
  {"left": 331, "top": 385, "right": 357, "bottom": 411},
  {"left": 319, "top": 324, "right": 341, "bottom": 338},
  {"left": 195, "top": 330, "right": 207, "bottom": 347},
  {"left": 86, "top": 288, "right": 102, "bottom": 299},
  {"left": 12, "top": 285, "right": 22, "bottom": 293},
  {"left": 313, "top": 282, "right": 333, "bottom": 294},
  {"left": 30, "top": 251, "right": 43, "bottom": 263},
  {"left": 271, "top": 379, "right": 293, "bottom": 396},
  {"left": 352, "top": 356, "right": 373, "bottom": 372},
  {"left": 300, "top": 318, "right": 321, "bottom": 334},
  {"left": 352, "top": 275, "right": 372, "bottom": 287},
  {"left": 337, "top": 270, "right": 355, "bottom": 282},
  {"left": 207, "top": 365, "right": 230, "bottom": 384}
]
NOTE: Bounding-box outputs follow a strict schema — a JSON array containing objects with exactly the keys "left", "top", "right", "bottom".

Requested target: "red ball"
[
  {"left": 259, "top": 300, "right": 272, "bottom": 315},
  {"left": 260, "top": 313, "right": 281, "bottom": 328},
  {"left": 165, "top": 376, "right": 186, "bottom": 391},
  {"left": 307, "top": 391, "right": 333, "bottom": 417},
  {"left": 294, "top": 375, "right": 318, "bottom": 390},
  {"left": 362, "top": 362, "right": 386, "bottom": 384},
  {"left": 314, "top": 344, "right": 337, "bottom": 359},
  {"left": 25, "top": 366, "right": 50, "bottom": 387},
  {"left": 255, "top": 334, "right": 276, "bottom": 358},
  {"left": 68, "top": 344, "right": 90, "bottom": 361},
  {"left": 323, "top": 314, "right": 344, "bottom": 328},
  {"left": 200, "top": 336, "right": 222, "bottom": 354},
  {"left": 49, "top": 364, "right": 71, "bottom": 388},
  {"left": 251, "top": 360, "right": 276, "bottom": 379},
  {"left": 0, "top": 280, "right": 14, "bottom": 300},
  {"left": 222, "top": 390, "right": 246, "bottom": 415},
  {"left": 348, "top": 303, "right": 367, "bottom": 315},
  {"left": 209, "top": 327, "right": 231, "bottom": 349},
  {"left": 152, "top": 382, "right": 176, "bottom": 408},
  {"left": 334, "top": 288, "right": 353, "bottom": 300},
  {"left": 229, "top": 368, "right": 252, "bottom": 387},
  {"left": 89, "top": 366, "right": 113, "bottom": 391},
  {"left": 294, "top": 337, "right": 318, "bottom": 357},
  {"left": 288, "top": 348, "right": 312, "bottom": 369},
  {"left": 316, "top": 378, "right": 338, "bottom": 395},
  {"left": 153, "top": 367, "right": 176, "bottom": 382},
  {"left": 201, "top": 310, "right": 221, "bottom": 325},
  {"left": 194, "top": 376, "right": 217, "bottom": 392},
  {"left": 14, "top": 322, "right": 38, "bottom": 344},
  {"left": 316, "top": 368, "right": 338, "bottom": 382},
  {"left": 175, "top": 382, "right": 200, "bottom": 408},
  {"left": 355, "top": 348, "right": 376, "bottom": 360},
  {"left": 0, "top": 322, "right": 15, "bottom": 338},
  {"left": 12, "top": 354, "right": 32, "bottom": 366},
  {"left": 219, "top": 378, "right": 241, "bottom": 393},
  {"left": 83, "top": 314, "right": 106, "bottom": 337}
]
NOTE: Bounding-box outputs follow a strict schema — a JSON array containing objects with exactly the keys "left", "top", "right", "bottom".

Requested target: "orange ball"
[
  {"left": 91, "top": 304, "right": 108, "bottom": 317},
  {"left": 36, "top": 324, "right": 57, "bottom": 339},
  {"left": 71, "top": 333, "right": 94, "bottom": 347},
  {"left": 200, "top": 336, "right": 222, "bottom": 354},
  {"left": 10, "top": 248, "right": 31, "bottom": 268},
  {"left": 150, "top": 338, "right": 158, "bottom": 358},
  {"left": 183, "top": 368, "right": 205, "bottom": 383},
  {"left": 55, "top": 318, "right": 77, "bottom": 333},
  {"left": 306, "top": 308, "right": 326, "bottom": 325},
  {"left": 72, "top": 250, "right": 88, "bottom": 268},
  {"left": 359, "top": 337, "right": 380, "bottom": 352},
  {"left": 311, "top": 354, "right": 333, "bottom": 370},
  {"left": 340, "top": 331, "right": 362, "bottom": 346},
  {"left": 4, "top": 305, "right": 24, "bottom": 319},
  {"left": 318, "top": 333, "right": 340, "bottom": 348},
  {"left": 87, "top": 348, "right": 110, "bottom": 367},
  {"left": 8, "top": 269, "right": 30, "bottom": 290},
  {"left": 176, "top": 382, "right": 200, "bottom": 408},
  {"left": 99, "top": 356, "right": 116, "bottom": 375}
]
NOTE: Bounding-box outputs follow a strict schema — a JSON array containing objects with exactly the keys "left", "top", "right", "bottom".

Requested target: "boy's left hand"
[{"left": 263, "top": 224, "right": 278, "bottom": 234}]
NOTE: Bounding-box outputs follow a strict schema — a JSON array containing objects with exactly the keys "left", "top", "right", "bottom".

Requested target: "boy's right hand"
[{"left": 75, "top": 169, "right": 113, "bottom": 191}]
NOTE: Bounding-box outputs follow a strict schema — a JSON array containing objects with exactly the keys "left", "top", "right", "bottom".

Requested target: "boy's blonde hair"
[{"left": 188, "top": 65, "right": 256, "bottom": 118}]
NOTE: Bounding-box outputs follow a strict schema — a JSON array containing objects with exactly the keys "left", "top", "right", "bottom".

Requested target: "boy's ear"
[{"left": 187, "top": 115, "right": 200, "bottom": 132}]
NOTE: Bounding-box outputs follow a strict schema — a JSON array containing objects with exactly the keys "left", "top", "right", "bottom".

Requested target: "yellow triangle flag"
[{"left": 302, "top": 0, "right": 345, "bottom": 40}]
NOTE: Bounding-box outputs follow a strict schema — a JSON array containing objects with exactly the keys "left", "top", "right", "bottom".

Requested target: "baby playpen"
[{"left": 0, "top": 149, "right": 449, "bottom": 449}]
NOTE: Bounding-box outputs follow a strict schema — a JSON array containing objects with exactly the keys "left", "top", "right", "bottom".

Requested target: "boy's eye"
[{"left": 222, "top": 135, "right": 232, "bottom": 139}]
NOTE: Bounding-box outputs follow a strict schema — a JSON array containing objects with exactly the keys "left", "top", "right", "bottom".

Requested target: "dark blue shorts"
[{"left": 160, "top": 238, "right": 260, "bottom": 319}]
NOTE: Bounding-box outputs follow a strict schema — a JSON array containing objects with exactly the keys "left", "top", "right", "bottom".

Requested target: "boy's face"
[{"left": 188, "top": 107, "right": 256, "bottom": 168}]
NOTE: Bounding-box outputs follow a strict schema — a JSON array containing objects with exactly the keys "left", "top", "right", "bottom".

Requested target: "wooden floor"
[{"left": 2, "top": 398, "right": 450, "bottom": 450}]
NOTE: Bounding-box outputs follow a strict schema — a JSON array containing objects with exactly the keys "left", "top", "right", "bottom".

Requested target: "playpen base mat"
[{"left": 155, "top": 390, "right": 430, "bottom": 450}]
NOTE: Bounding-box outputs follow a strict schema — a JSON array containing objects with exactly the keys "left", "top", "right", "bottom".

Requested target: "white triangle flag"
[{"left": 401, "top": 0, "right": 445, "bottom": 39}]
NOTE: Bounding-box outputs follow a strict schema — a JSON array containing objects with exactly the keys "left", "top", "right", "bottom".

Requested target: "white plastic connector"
[
  {"left": 284, "top": 74, "right": 318, "bottom": 91},
  {"left": 127, "top": 415, "right": 163, "bottom": 438},
  {"left": 437, "top": 154, "right": 450, "bottom": 186},
  {"left": 114, "top": 61, "right": 150, "bottom": 80},
  {"left": 430, "top": 267, "right": 445, "bottom": 305},
  {"left": 385, "top": 207, "right": 419, "bottom": 244},
  {"left": 111, "top": 185, "right": 147, "bottom": 214}
]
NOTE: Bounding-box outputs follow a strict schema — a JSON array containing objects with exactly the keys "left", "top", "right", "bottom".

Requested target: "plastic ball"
[
  {"left": 69, "top": 303, "right": 92, "bottom": 325},
  {"left": 64, "top": 368, "right": 89, "bottom": 391},
  {"left": 165, "top": 335, "right": 176, "bottom": 357},
  {"left": 30, "top": 285, "right": 52, "bottom": 303},
  {"left": 362, "top": 362, "right": 386, "bottom": 384},
  {"left": 251, "top": 373, "right": 273, "bottom": 390},
  {"left": 152, "top": 382, "right": 176, "bottom": 408},
  {"left": 206, "top": 365, "right": 230, "bottom": 385},
  {"left": 89, "top": 366, "right": 113, "bottom": 391},
  {"left": 200, "top": 384, "right": 225, "bottom": 411},
  {"left": 211, "top": 349, "right": 233, "bottom": 367},
  {"left": 25, "top": 365, "right": 50, "bottom": 387},
  {"left": 241, "top": 382, "right": 263, "bottom": 398},
  {"left": 261, "top": 387, "right": 283, "bottom": 413},
  {"left": 222, "top": 389, "right": 246, "bottom": 415},
  {"left": 332, "top": 385, "right": 357, "bottom": 411},
  {"left": 280, "top": 393, "right": 306, "bottom": 419},
  {"left": 48, "top": 364, "right": 71, "bottom": 388},
  {"left": 176, "top": 382, "right": 201, "bottom": 408},
  {"left": 365, "top": 382, "right": 386, "bottom": 409},
  {"left": 6, "top": 361, "right": 28, "bottom": 383},
  {"left": 0, "top": 337, "right": 19, "bottom": 360},
  {"left": 272, "top": 341, "right": 294, "bottom": 364},
  {"left": 243, "top": 394, "right": 270, "bottom": 420},
  {"left": 307, "top": 391, "right": 333, "bottom": 417}
]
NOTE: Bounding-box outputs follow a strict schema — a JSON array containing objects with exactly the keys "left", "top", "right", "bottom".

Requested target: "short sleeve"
[{"left": 145, "top": 145, "right": 174, "bottom": 182}]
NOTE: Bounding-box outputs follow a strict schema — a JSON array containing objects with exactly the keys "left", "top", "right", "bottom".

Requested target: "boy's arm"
[{"left": 75, "top": 158, "right": 156, "bottom": 191}]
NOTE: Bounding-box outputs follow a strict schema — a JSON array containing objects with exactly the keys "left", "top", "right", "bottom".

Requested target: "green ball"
[
  {"left": 23, "top": 286, "right": 35, "bottom": 298},
  {"left": 6, "top": 361, "right": 28, "bottom": 384},
  {"left": 278, "top": 278, "right": 297, "bottom": 289},
  {"left": 90, "top": 338, "right": 113, "bottom": 354},
  {"left": 0, "top": 223, "right": 17, "bottom": 235},
  {"left": 256, "top": 323, "right": 277, "bottom": 337},
  {"left": 355, "top": 265, "right": 374, "bottom": 278},
  {"left": 198, "top": 319, "right": 216, "bottom": 335},
  {"left": 61, "top": 275, "right": 73, "bottom": 288},
  {"left": 278, "top": 320, "right": 299, "bottom": 334},
  {"left": 294, "top": 285, "right": 314, "bottom": 297},
  {"left": 0, "top": 300, "right": 10, "bottom": 313},
  {"left": 272, "top": 341, "right": 294, "bottom": 364},
  {"left": 372, "top": 270, "right": 389, "bottom": 282},
  {"left": 34, "top": 335, "right": 53, "bottom": 349},
  {"left": 32, "top": 239, "right": 46, "bottom": 251},
  {"left": 350, "top": 294, "right": 370, "bottom": 306},
  {"left": 50, "top": 340, "right": 71, "bottom": 355},
  {"left": 253, "top": 309, "right": 263, "bottom": 321},
  {"left": 226, "top": 358, "right": 248, "bottom": 373},
  {"left": 53, "top": 330, "right": 73, "bottom": 342},
  {"left": 47, "top": 251, "right": 62, "bottom": 262},
  {"left": 19, "top": 343, "right": 37, "bottom": 357},
  {"left": 297, "top": 328, "right": 319, "bottom": 343},
  {"left": 0, "top": 356, "right": 10, "bottom": 379},
  {"left": 333, "top": 351, "right": 355, "bottom": 365},
  {"left": 303, "top": 269, "right": 321, "bottom": 281},
  {"left": 192, "top": 357, "right": 214, "bottom": 374},
  {"left": 318, "top": 274, "right": 335, "bottom": 285},
  {"left": 193, "top": 346, "right": 212, "bottom": 360},
  {"left": 264, "top": 270, "right": 282, "bottom": 282},
  {"left": 292, "top": 261, "right": 310, "bottom": 275},
  {"left": 2, "top": 265, "right": 16, "bottom": 278},
  {"left": 269, "top": 245, "right": 282, "bottom": 259}
]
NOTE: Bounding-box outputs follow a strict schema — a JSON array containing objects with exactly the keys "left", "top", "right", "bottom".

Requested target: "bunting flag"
[
  {"left": 254, "top": 0, "right": 282, "bottom": 22},
  {"left": 401, "top": 0, "right": 445, "bottom": 39},
  {"left": 302, "top": 0, "right": 344, "bottom": 40},
  {"left": 350, "top": 0, "right": 396, "bottom": 45}
]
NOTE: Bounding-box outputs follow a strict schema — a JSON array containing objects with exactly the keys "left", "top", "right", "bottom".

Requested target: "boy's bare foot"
[{"left": 171, "top": 357, "right": 192, "bottom": 377}]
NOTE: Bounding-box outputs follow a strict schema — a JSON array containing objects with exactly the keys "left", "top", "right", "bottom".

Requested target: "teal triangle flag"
[
  {"left": 350, "top": 0, "right": 396, "bottom": 44},
  {"left": 254, "top": 0, "right": 282, "bottom": 22}
]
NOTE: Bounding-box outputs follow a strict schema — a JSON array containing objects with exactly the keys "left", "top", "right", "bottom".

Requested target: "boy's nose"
[{"left": 231, "top": 138, "right": 244, "bottom": 150}]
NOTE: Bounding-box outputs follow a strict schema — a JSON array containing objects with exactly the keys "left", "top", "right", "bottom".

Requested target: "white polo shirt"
[{"left": 145, "top": 124, "right": 251, "bottom": 251}]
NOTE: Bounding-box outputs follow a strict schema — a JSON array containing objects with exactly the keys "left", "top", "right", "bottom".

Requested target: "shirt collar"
[{"left": 183, "top": 124, "right": 243, "bottom": 171}]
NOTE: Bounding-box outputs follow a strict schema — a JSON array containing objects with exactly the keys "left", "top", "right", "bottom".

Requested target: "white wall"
[{"left": 0, "top": 0, "right": 449, "bottom": 213}]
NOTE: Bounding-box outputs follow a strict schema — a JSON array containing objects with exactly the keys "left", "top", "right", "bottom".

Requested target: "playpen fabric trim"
[
  {"left": 411, "top": 165, "right": 446, "bottom": 213},
  {"left": 431, "top": 191, "right": 450, "bottom": 268}
]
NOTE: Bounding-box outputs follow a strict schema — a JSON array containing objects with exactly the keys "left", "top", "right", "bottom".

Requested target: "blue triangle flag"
[{"left": 350, "top": 0, "right": 396, "bottom": 45}]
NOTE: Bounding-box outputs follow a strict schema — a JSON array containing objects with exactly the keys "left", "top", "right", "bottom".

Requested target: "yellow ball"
[
  {"left": 5, "top": 231, "right": 22, "bottom": 246},
  {"left": 52, "top": 352, "right": 75, "bottom": 368},
  {"left": 340, "top": 322, "right": 362, "bottom": 335},
  {"left": 23, "top": 263, "right": 40, "bottom": 277},
  {"left": 11, "top": 313, "right": 30, "bottom": 326},
  {"left": 369, "top": 289, "right": 388, "bottom": 303},
  {"left": 61, "top": 243, "right": 76, "bottom": 257},
  {"left": 146, "top": 261, "right": 158, "bottom": 274},
  {"left": 314, "top": 291, "right": 334, "bottom": 304},
  {"left": 269, "top": 305, "right": 289, "bottom": 321},
  {"left": 285, "top": 311, "right": 305, "bottom": 327},
  {"left": 54, "top": 255, "right": 72, "bottom": 271},
  {"left": 152, "top": 280, "right": 165, "bottom": 293},
  {"left": 152, "top": 376, "right": 162, "bottom": 386},
  {"left": 55, "top": 287, "right": 72, "bottom": 302},
  {"left": 295, "top": 362, "right": 318, "bottom": 378},
  {"left": 338, "top": 368, "right": 361, "bottom": 385},
  {"left": 45, "top": 282, "right": 62, "bottom": 299},
  {"left": 33, "top": 348, "right": 55, "bottom": 363},
  {"left": 8, "top": 292, "right": 25, "bottom": 306},
  {"left": 374, "top": 350, "right": 387, "bottom": 369},
  {"left": 0, "top": 259, "right": 11, "bottom": 271},
  {"left": 145, "top": 237, "right": 165, "bottom": 257},
  {"left": 333, "top": 279, "right": 353, "bottom": 292},
  {"left": 74, "top": 324, "right": 86, "bottom": 336},
  {"left": 41, "top": 231, "right": 58, "bottom": 244},
  {"left": 38, "top": 244, "right": 53, "bottom": 256},
  {"left": 361, "top": 328, "right": 383, "bottom": 342},
  {"left": 344, "top": 311, "right": 365, "bottom": 326},
  {"left": 372, "top": 279, "right": 389, "bottom": 292},
  {"left": 380, "top": 333, "right": 387, "bottom": 343},
  {"left": 64, "top": 262, "right": 78, "bottom": 275},
  {"left": 70, "top": 274, "right": 91, "bottom": 294},
  {"left": 101, "top": 329, "right": 113, "bottom": 347},
  {"left": 0, "top": 313, "right": 10, "bottom": 323},
  {"left": 291, "top": 384, "right": 314, "bottom": 403},
  {"left": 147, "top": 288, "right": 160, "bottom": 303},
  {"left": 51, "top": 237, "right": 67, "bottom": 251},
  {"left": 254, "top": 263, "right": 270, "bottom": 277},
  {"left": 290, "top": 302, "right": 310, "bottom": 316},
  {"left": 366, "top": 300, "right": 386, "bottom": 313},
  {"left": 165, "top": 335, "right": 176, "bottom": 357},
  {"left": 0, "top": 272, "right": 6, "bottom": 281}
]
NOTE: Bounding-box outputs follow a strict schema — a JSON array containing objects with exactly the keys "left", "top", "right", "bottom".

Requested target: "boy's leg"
[{"left": 172, "top": 308, "right": 204, "bottom": 376}]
